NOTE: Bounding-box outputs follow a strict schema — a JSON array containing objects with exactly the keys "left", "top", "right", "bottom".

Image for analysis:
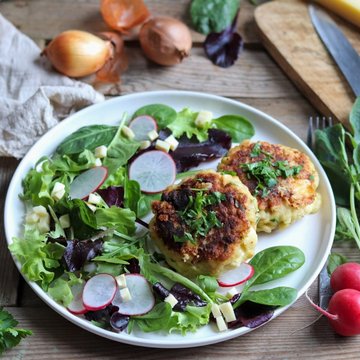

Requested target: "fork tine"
[
  {"left": 328, "top": 116, "right": 333, "bottom": 127},
  {"left": 307, "top": 116, "right": 314, "bottom": 150}
]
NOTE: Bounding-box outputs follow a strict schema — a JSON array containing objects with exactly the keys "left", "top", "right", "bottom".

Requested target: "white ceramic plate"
[{"left": 5, "top": 91, "right": 336, "bottom": 348}]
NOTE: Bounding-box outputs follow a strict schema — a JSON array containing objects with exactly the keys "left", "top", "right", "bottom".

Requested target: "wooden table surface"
[{"left": 1, "top": 0, "right": 360, "bottom": 359}]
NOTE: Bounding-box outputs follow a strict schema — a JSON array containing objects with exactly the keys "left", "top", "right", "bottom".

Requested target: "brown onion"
[
  {"left": 43, "top": 30, "right": 113, "bottom": 78},
  {"left": 139, "top": 17, "right": 192, "bottom": 66}
]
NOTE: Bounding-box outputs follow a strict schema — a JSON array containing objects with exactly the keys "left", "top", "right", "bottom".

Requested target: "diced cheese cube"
[
  {"left": 115, "top": 274, "right": 127, "bottom": 289},
  {"left": 32, "top": 205, "right": 48, "bottom": 218},
  {"left": 164, "top": 294, "right": 178, "bottom": 308},
  {"left": 25, "top": 212, "right": 39, "bottom": 224},
  {"left": 139, "top": 140, "right": 151, "bottom": 150},
  {"left": 155, "top": 139, "right": 170, "bottom": 153},
  {"left": 219, "top": 302, "right": 236, "bottom": 323},
  {"left": 226, "top": 287, "right": 238, "bottom": 299},
  {"left": 88, "top": 193, "right": 102, "bottom": 205},
  {"left": 211, "top": 303, "right": 222, "bottom": 318},
  {"left": 195, "top": 110, "right": 213, "bottom": 129},
  {"left": 95, "top": 145, "right": 107, "bottom": 159},
  {"left": 120, "top": 287, "right": 132, "bottom": 302},
  {"left": 121, "top": 125, "right": 135, "bottom": 140},
  {"left": 216, "top": 316, "right": 228, "bottom": 332},
  {"left": 164, "top": 135, "right": 179, "bottom": 151},
  {"left": 37, "top": 217, "right": 50, "bottom": 233},
  {"left": 147, "top": 129, "right": 159, "bottom": 141},
  {"left": 85, "top": 202, "right": 97, "bottom": 212},
  {"left": 51, "top": 182, "right": 65, "bottom": 201},
  {"left": 94, "top": 158, "right": 102, "bottom": 167},
  {"left": 59, "top": 214, "right": 70, "bottom": 229}
]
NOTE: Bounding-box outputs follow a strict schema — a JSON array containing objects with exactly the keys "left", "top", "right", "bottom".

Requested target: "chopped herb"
[
  {"left": 175, "top": 190, "right": 225, "bottom": 244},
  {"left": 241, "top": 143, "right": 302, "bottom": 197}
]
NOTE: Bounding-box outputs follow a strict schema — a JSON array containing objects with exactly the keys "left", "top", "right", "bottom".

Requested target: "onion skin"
[
  {"left": 139, "top": 17, "right": 192, "bottom": 66},
  {"left": 43, "top": 30, "right": 113, "bottom": 78}
]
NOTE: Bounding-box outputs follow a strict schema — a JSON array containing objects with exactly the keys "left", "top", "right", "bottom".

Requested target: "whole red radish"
[
  {"left": 307, "top": 289, "right": 360, "bottom": 336},
  {"left": 330, "top": 262, "right": 360, "bottom": 292}
]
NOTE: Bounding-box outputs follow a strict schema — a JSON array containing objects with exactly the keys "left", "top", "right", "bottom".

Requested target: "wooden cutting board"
[{"left": 254, "top": 0, "right": 360, "bottom": 126}]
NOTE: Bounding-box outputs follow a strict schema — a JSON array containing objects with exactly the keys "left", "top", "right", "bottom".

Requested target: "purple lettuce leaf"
[
  {"left": 170, "top": 283, "right": 207, "bottom": 312},
  {"left": 228, "top": 301, "right": 276, "bottom": 329},
  {"left": 84, "top": 304, "right": 119, "bottom": 322},
  {"left": 63, "top": 239, "right": 103, "bottom": 272},
  {"left": 204, "top": 15, "right": 243, "bottom": 68},
  {"left": 159, "top": 129, "right": 232, "bottom": 172},
  {"left": 97, "top": 186, "right": 124, "bottom": 208}
]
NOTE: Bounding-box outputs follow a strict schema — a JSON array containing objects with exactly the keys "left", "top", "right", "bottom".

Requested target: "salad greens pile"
[
  {"left": 10, "top": 102, "right": 304, "bottom": 336},
  {"left": 315, "top": 98, "right": 360, "bottom": 250}
]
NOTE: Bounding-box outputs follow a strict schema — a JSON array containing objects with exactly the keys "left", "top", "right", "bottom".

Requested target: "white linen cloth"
[{"left": 0, "top": 13, "right": 104, "bottom": 158}]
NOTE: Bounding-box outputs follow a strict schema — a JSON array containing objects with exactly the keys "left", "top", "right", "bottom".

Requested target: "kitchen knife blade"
[{"left": 309, "top": 4, "right": 360, "bottom": 97}]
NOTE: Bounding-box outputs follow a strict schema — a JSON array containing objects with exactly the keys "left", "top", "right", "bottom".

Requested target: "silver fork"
[
  {"left": 307, "top": 115, "right": 334, "bottom": 309},
  {"left": 306, "top": 116, "right": 333, "bottom": 151}
]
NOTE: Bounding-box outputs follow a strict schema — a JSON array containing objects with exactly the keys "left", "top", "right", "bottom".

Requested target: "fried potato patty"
[
  {"left": 149, "top": 170, "right": 258, "bottom": 277},
  {"left": 218, "top": 140, "right": 321, "bottom": 233}
]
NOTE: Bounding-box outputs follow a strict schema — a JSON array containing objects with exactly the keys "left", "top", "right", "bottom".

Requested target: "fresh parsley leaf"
[
  {"left": 241, "top": 143, "right": 302, "bottom": 197},
  {"left": 0, "top": 308, "right": 32, "bottom": 355},
  {"left": 175, "top": 190, "right": 225, "bottom": 243}
]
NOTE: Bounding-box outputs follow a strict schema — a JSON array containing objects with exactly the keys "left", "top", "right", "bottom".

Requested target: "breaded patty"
[
  {"left": 149, "top": 170, "right": 258, "bottom": 277},
  {"left": 218, "top": 140, "right": 321, "bottom": 233}
]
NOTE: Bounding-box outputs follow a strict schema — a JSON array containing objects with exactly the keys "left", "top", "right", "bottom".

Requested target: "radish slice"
[
  {"left": 218, "top": 263, "right": 255, "bottom": 288},
  {"left": 67, "top": 282, "right": 87, "bottom": 315},
  {"left": 113, "top": 274, "right": 155, "bottom": 316},
  {"left": 129, "top": 115, "right": 158, "bottom": 141},
  {"left": 82, "top": 273, "right": 117, "bottom": 311},
  {"left": 129, "top": 150, "right": 176, "bottom": 193},
  {"left": 69, "top": 166, "right": 108, "bottom": 200}
]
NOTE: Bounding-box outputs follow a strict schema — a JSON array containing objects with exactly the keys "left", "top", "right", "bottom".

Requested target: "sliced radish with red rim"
[
  {"left": 129, "top": 115, "right": 157, "bottom": 141},
  {"left": 67, "top": 282, "right": 87, "bottom": 315},
  {"left": 217, "top": 263, "right": 255, "bottom": 287},
  {"left": 82, "top": 273, "right": 117, "bottom": 311},
  {"left": 69, "top": 166, "right": 108, "bottom": 200},
  {"left": 129, "top": 150, "right": 176, "bottom": 193},
  {"left": 113, "top": 274, "right": 155, "bottom": 316}
]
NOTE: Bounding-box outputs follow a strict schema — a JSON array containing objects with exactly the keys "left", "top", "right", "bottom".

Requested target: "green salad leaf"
[
  {"left": 9, "top": 226, "right": 65, "bottom": 289},
  {"left": 213, "top": 115, "right": 255, "bottom": 142},
  {"left": 190, "top": 0, "right": 240, "bottom": 35},
  {"left": 47, "top": 272, "right": 83, "bottom": 307},
  {"left": 132, "top": 104, "right": 177, "bottom": 129},
  {"left": 133, "top": 303, "right": 172, "bottom": 332},
  {"left": 167, "top": 108, "right": 210, "bottom": 142},
  {"left": 0, "top": 308, "right": 32, "bottom": 355},
  {"left": 327, "top": 253, "right": 348, "bottom": 275},
  {"left": 56, "top": 125, "right": 118, "bottom": 155},
  {"left": 96, "top": 207, "right": 136, "bottom": 235},
  {"left": 238, "top": 287, "right": 297, "bottom": 307}
]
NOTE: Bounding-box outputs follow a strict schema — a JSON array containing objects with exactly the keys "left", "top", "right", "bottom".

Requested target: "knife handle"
[{"left": 313, "top": 0, "right": 360, "bottom": 28}]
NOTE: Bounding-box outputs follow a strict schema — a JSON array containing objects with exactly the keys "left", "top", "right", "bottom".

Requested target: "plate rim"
[{"left": 4, "top": 90, "right": 336, "bottom": 348}]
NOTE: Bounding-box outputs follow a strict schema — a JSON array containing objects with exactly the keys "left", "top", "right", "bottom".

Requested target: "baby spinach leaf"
[
  {"left": 213, "top": 114, "right": 254, "bottom": 142},
  {"left": 243, "top": 246, "right": 305, "bottom": 292},
  {"left": 350, "top": 97, "right": 360, "bottom": 143},
  {"left": 56, "top": 125, "right": 118, "bottom": 155},
  {"left": 137, "top": 193, "right": 161, "bottom": 218},
  {"left": 190, "top": 0, "right": 240, "bottom": 35},
  {"left": 238, "top": 287, "right": 297, "bottom": 307},
  {"left": 124, "top": 177, "right": 141, "bottom": 215},
  {"left": 69, "top": 199, "right": 98, "bottom": 240},
  {"left": 133, "top": 104, "right": 177, "bottom": 129},
  {"left": 327, "top": 252, "right": 348, "bottom": 275}
]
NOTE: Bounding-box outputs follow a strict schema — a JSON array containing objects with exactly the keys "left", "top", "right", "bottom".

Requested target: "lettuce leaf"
[
  {"left": 9, "top": 226, "right": 65, "bottom": 289},
  {"left": 167, "top": 108, "right": 210, "bottom": 142},
  {"left": 96, "top": 207, "right": 136, "bottom": 235},
  {"left": 47, "top": 272, "right": 83, "bottom": 307}
]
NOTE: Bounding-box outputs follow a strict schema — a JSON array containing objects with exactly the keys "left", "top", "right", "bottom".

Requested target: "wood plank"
[
  {"left": 0, "top": 0, "right": 258, "bottom": 44},
  {"left": 255, "top": 0, "right": 359, "bottom": 126},
  {"left": 0, "top": 157, "right": 20, "bottom": 306},
  {"left": 93, "top": 47, "right": 300, "bottom": 97},
  {"left": 3, "top": 292, "right": 360, "bottom": 360}
]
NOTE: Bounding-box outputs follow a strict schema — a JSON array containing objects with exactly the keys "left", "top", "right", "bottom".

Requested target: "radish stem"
[{"left": 305, "top": 290, "right": 338, "bottom": 321}]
